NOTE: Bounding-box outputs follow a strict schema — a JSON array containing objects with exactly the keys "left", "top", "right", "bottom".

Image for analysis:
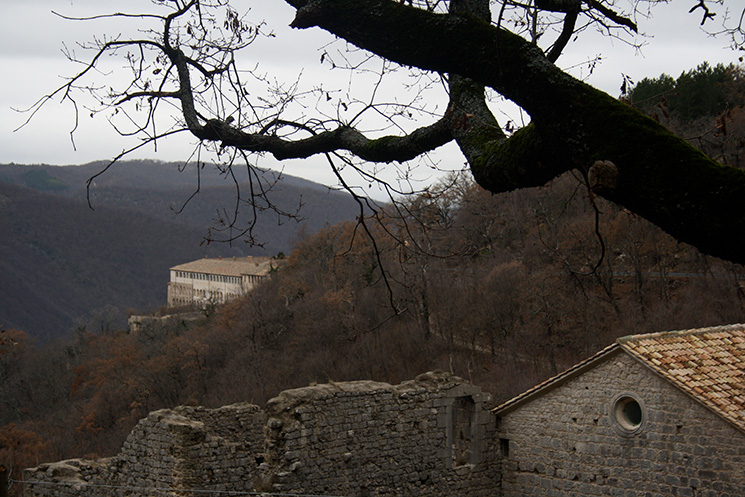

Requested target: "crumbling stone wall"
[
  {"left": 496, "top": 353, "right": 745, "bottom": 497},
  {"left": 23, "top": 403, "right": 267, "bottom": 497},
  {"left": 259, "top": 372, "right": 498, "bottom": 496},
  {"left": 115, "top": 404, "right": 267, "bottom": 494},
  {"left": 24, "top": 373, "right": 498, "bottom": 497}
]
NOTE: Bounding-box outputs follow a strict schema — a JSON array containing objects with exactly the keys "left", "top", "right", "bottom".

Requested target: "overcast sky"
[{"left": 0, "top": 0, "right": 741, "bottom": 188}]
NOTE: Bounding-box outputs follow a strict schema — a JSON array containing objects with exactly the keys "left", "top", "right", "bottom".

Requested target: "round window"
[{"left": 611, "top": 393, "right": 646, "bottom": 436}]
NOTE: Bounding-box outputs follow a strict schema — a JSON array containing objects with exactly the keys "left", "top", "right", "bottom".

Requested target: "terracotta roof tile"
[{"left": 619, "top": 323, "right": 745, "bottom": 432}]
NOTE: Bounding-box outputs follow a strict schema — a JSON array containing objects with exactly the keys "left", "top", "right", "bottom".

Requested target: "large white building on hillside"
[{"left": 167, "top": 256, "right": 275, "bottom": 308}]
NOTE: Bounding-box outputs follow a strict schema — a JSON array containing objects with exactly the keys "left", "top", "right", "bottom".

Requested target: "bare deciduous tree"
[{"left": 22, "top": 0, "right": 745, "bottom": 264}]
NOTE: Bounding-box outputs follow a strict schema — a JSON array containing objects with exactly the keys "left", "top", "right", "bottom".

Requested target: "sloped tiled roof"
[
  {"left": 171, "top": 256, "right": 274, "bottom": 277},
  {"left": 619, "top": 324, "right": 745, "bottom": 432},
  {"left": 493, "top": 343, "right": 622, "bottom": 416},
  {"left": 494, "top": 324, "right": 745, "bottom": 433}
]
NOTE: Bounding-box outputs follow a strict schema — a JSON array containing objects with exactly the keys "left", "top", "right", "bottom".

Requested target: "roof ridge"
[{"left": 617, "top": 323, "right": 745, "bottom": 344}]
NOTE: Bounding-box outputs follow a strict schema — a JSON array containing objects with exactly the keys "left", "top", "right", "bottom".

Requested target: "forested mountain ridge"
[
  {"left": 0, "top": 159, "right": 333, "bottom": 193},
  {"left": 0, "top": 160, "right": 359, "bottom": 339},
  {"left": 0, "top": 179, "right": 201, "bottom": 337}
]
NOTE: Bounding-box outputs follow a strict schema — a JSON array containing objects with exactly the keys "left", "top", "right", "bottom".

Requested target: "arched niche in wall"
[{"left": 451, "top": 395, "right": 476, "bottom": 466}]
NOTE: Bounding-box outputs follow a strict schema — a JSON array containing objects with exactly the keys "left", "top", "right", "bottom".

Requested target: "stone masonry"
[
  {"left": 259, "top": 373, "right": 497, "bottom": 496},
  {"left": 23, "top": 403, "right": 266, "bottom": 497},
  {"left": 496, "top": 352, "right": 745, "bottom": 497},
  {"left": 23, "top": 372, "right": 497, "bottom": 497}
]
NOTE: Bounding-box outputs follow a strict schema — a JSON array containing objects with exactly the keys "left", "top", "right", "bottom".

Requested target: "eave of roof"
[{"left": 493, "top": 343, "right": 621, "bottom": 416}]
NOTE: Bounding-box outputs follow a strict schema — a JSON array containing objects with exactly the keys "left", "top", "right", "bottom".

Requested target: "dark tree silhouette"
[{"left": 22, "top": 0, "right": 745, "bottom": 263}]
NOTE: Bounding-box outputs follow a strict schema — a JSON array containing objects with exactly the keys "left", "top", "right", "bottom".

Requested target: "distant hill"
[{"left": 0, "top": 160, "right": 359, "bottom": 339}]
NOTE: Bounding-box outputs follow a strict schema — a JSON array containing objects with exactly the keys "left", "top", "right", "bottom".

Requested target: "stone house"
[
  {"left": 495, "top": 323, "right": 745, "bottom": 497},
  {"left": 167, "top": 256, "right": 275, "bottom": 308}
]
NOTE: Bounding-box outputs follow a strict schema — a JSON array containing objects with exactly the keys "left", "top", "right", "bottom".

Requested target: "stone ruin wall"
[
  {"left": 23, "top": 372, "right": 498, "bottom": 497},
  {"left": 260, "top": 373, "right": 498, "bottom": 497},
  {"left": 22, "top": 403, "right": 267, "bottom": 497}
]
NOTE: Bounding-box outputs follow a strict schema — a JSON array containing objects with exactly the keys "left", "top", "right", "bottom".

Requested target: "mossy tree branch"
[{"left": 281, "top": 0, "right": 745, "bottom": 264}]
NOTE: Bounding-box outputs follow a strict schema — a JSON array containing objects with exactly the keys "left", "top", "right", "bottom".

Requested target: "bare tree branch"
[
  {"left": 22, "top": 0, "right": 745, "bottom": 266},
  {"left": 585, "top": 0, "right": 638, "bottom": 32}
]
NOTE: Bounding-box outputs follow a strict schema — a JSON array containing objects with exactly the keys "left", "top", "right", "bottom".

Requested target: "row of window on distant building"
[
  {"left": 193, "top": 288, "right": 241, "bottom": 301},
  {"left": 169, "top": 288, "right": 242, "bottom": 307},
  {"left": 175, "top": 271, "right": 242, "bottom": 285}
]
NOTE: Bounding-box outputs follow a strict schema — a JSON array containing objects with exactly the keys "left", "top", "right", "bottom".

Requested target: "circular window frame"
[{"left": 610, "top": 392, "right": 646, "bottom": 437}]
